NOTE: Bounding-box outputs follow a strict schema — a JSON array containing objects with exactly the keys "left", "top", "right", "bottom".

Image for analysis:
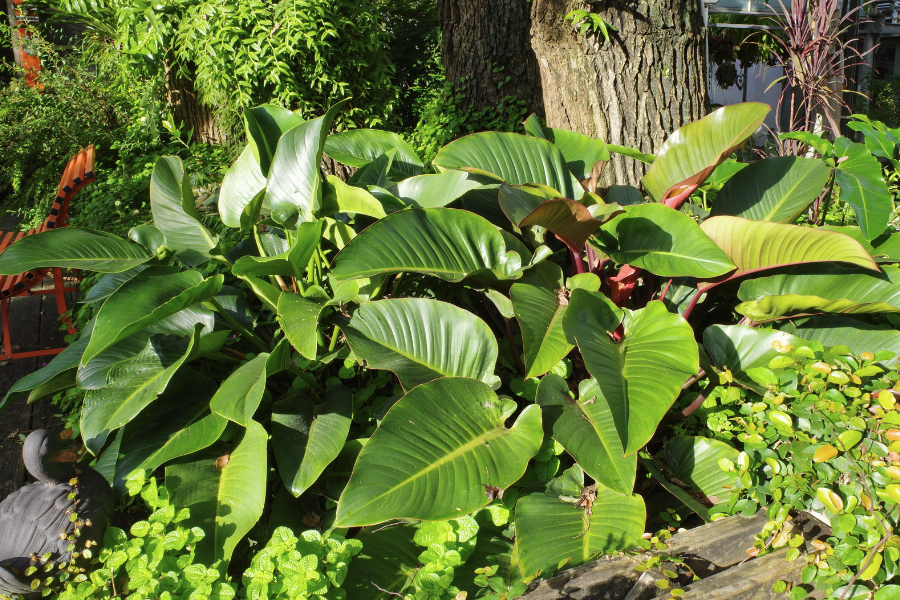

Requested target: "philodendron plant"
[{"left": 2, "top": 99, "right": 899, "bottom": 598}]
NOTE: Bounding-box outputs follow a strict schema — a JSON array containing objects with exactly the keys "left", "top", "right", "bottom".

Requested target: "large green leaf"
[
  {"left": 519, "top": 199, "right": 611, "bottom": 251},
  {"left": 786, "top": 315, "right": 900, "bottom": 357},
  {"left": 113, "top": 369, "right": 225, "bottom": 495},
  {"left": 277, "top": 293, "right": 331, "bottom": 360},
  {"left": 324, "top": 128, "right": 424, "bottom": 180},
  {"left": 166, "top": 420, "right": 267, "bottom": 563},
  {"left": 563, "top": 293, "right": 698, "bottom": 455},
  {"left": 736, "top": 265, "right": 900, "bottom": 321},
  {"left": 434, "top": 131, "right": 582, "bottom": 199},
  {"left": 699, "top": 216, "right": 879, "bottom": 277},
  {"left": 209, "top": 354, "right": 269, "bottom": 427},
  {"left": 664, "top": 436, "right": 742, "bottom": 500},
  {"left": 642, "top": 103, "right": 770, "bottom": 203},
  {"left": 231, "top": 221, "right": 322, "bottom": 280},
  {"left": 83, "top": 268, "right": 223, "bottom": 365},
  {"left": 543, "top": 128, "right": 610, "bottom": 182},
  {"left": 602, "top": 204, "right": 735, "bottom": 278},
  {"left": 0, "top": 328, "right": 90, "bottom": 410},
  {"left": 0, "top": 228, "right": 151, "bottom": 274},
  {"left": 711, "top": 156, "right": 833, "bottom": 222},
  {"left": 81, "top": 265, "right": 150, "bottom": 304},
  {"left": 536, "top": 375, "right": 636, "bottom": 494},
  {"left": 265, "top": 101, "right": 348, "bottom": 226},
  {"left": 510, "top": 262, "right": 600, "bottom": 378},
  {"left": 497, "top": 182, "right": 559, "bottom": 228},
  {"left": 823, "top": 226, "right": 900, "bottom": 263},
  {"left": 331, "top": 208, "right": 526, "bottom": 282},
  {"left": 834, "top": 138, "right": 893, "bottom": 241},
  {"left": 342, "top": 525, "right": 419, "bottom": 600},
  {"left": 515, "top": 465, "right": 645, "bottom": 579},
  {"left": 348, "top": 148, "right": 395, "bottom": 188},
  {"left": 703, "top": 325, "right": 804, "bottom": 393},
  {"left": 337, "top": 298, "right": 498, "bottom": 390},
  {"left": 335, "top": 377, "right": 542, "bottom": 526},
  {"left": 150, "top": 156, "right": 218, "bottom": 263},
  {"left": 80, "top": 331, "right": 197, "bottom": 454},
  {"left": 243, "top": 104, "right": 303, "bottom": 176},
  {"left": 391, "top": 170, "right": 485, "bottom": 208},
  {"left": 219, "top": 146, "right": 267, "bottom": 228},
  {"left": 318, "top": 175, "right": 389, "bottom": 219},
  {"left": 272, "top": 387, "right": 352, "bottom": 497}
]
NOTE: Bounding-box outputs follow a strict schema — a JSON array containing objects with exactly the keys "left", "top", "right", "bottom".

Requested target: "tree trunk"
[
  {"left": 437, "top": 0, "right": 544, "bottom": 116},
  {"left": 531, "top": 0, "right": 708, "bottom": 187},
  {"left": 438, "top": 0, "right": 708, "bottom": 188},
  {"left": 163, "top": 62, "right": 228, "bottom": 146}
]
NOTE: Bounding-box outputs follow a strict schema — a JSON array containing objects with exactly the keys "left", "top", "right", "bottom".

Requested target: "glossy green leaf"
[
  {"left": 277, "top": 293, "right": 331, "bottom": 360},
  {"left": 83, "top": 268, "right": 223, "bottom": 365},
  {"left": 0, "top": 328, "right": 90, "bottom": 410},
  {"left": 0, "top": 228, "right": 151, "bottom": 274},
  {"left": 537, "top": 374, "right": 636, "bottom": 494},
  {"left": 128, "top": 225, "right": 166, "bottom": 254},
  {"left": 665, "top": 436, "right": 742, "bottom": 500},
  {"left": 642, "top": 103, "right": 770, "bottom": 202},
  {"left": 219, "top": 146, "right": 267, "bottom": 228},
  {"left": 231, "top": 221, "right": 322, "bottom": 280},
  {"left": 325, "top": 128, "right": 424, "bottom": 179},
  {"left": 711, "top": 156, "right": 833, "bottom": 222},
  {"left": 319, "top": 175, "right": 389, "bottom": 218},
  {"left": 703, "top": 159, "right": 748, "bottom": 191},
  {"left": 266, "top": 100, "right": 348, "bottom": 226},
  {"left": 786, "top": 315, "right": 900, "bottom": 358},
  {"left": 703, "top": 325, "right": 805, "bottom": 393},
  {"left": 605, "top": 185, "right": 645, "bottom": 206},
  {"left": 338, "top": 298, "right": 498, "bottom": 390},
  {"left": 434, "top": 131, "right": 582, "bottom": 199},
  {"left": 335, "top": 377, "right": 542, "bottom": 526},
  {"left": 209, "top": 354, "right": 269, "bottom": 426},
  {"left": 391, "top": 170, "right": 485, "bottom": 208},
  {"left": 834, "top": 138, "right": 893, "bottom": 240},
  {"left": 563, "top": 294, "right": 698, "bottom": 455},
  {"left": 331, "top": 208, "right": 526, "bottom": 282},
  {"left": 823, "top": 226, "right": 900, "bottom": 263},
  {"left": 113, "top": 369, "right": 226, "bottom": 496},
  {"left": 497, "top": 182, "right": 560, "bottom": 227},
  {"left": 520, "top": 199, "right": 612, "bottom": 250},
  {"left": 347, "top": 148, "right": 395, "bottom": 188},
  {"left": 607, "top": 144, "right": 656, "bottom": 164},
  {"left": 511, "top": 262, "right": 600, "bottom": 378},
  {"left": 150, "top": 156, "right": 218, "bottom": 263},
  {"left": 272, "top": 387, "right": 352, "bottom": 497},
  {"left": 81, "top": 266, "right": 149, "bottom": 304},
  {"left": 166, "top": 420, "right": 267, "bottom": 563},
  {"left": 342, "top": 525, "right": 419, "bottom": 600},
  {"left": 603, "top": 204, "right": 735, "bottom": 278},
  {"left": 700, "top": 216, "right": 879, "bottom": 277},
  {"left": 736, "top": 265, "right": 900, "bottom": 321},
  {"left": 243, "top": 104, "right": 303, "bottom": 176},
  {"left": 532, "top": 125, "right": 610, "bottom": 181},
  {"left": 81, "top": 331, "right": 197, "bottom": 454},
  {"left": 516, "top": 465, "right": 645, "bottom": 578}
]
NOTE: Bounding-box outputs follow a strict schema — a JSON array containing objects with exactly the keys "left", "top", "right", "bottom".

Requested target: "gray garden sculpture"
[{"left": 0, "top": 429, "right": 113, "bottom": 597}]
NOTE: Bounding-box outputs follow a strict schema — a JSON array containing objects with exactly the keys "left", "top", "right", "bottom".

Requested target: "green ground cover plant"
[{"left": 3, "top": 99, "right": 900, "bottom": 598}]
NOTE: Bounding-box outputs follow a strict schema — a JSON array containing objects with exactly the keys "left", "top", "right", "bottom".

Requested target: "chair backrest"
[{"left": 43, "top": 145, "right": 95, "bottom": 232}]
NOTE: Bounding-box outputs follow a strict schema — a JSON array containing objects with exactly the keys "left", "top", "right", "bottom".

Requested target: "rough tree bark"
[
  {"left": 439, "top": 0, "right": 708, "bottom": 188},
  {"left": 437, "top": 0, "right": 544, "bottom": 116},
  {"left": 163, "top": 62, "right": 228, "bottom": 145}
]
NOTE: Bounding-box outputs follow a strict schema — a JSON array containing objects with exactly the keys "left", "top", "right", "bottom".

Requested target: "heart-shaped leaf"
[
  {"left": 703, "top": 325, "right": 805, "bottom": 393},
  {"left": 83, "top": 268, "right": 223, "bottom": 365},
  {"left": 434, "top": 131, "right": 582, "bottom": 199},
  {"left": 664, "top": 436, "right": 742, "bottom": 500},
  {"left": 113, "top": 369, "right": 226, "bottom": 496},
  {"left": 81, "top": 331, "right": 198, "bottom": 454},
  {"left": 337, "top": 298, "right": 498, "bottom": 390},
  {"left": 537, "top": 375, "right": 636, "bottom": 494},
  {"left": 515, "top": 465, "right": 645, "bottom": 579},
  {"left": 277, "top": 293, "right": 331, "bottom": 360},
  {"left": 510, "top": 262, "right": 600, "bottom": 378},
  {"left": 699, "top": 216, "right": 879, "bottom": 277},
  {"left": 563, "top": 293, "right": 698, "bottom": 455},
  {"left": 266, "top": 100, "right": 348, "bottom": 226},
  {"left": 219, "top": 146, "right": 268, "bottom": 228},
  {"left": 642, "top": 103, "right": 770, "bottom": 203},
  {"left": 602, "top": 204, "right": 735, "bottom": 278},
  {"left": 325, "top": 128, "right": 424, "bottom": 180},
  {"left": 711, "top": 156, "right": 833, "bottom": 223},
  {"left": 736, "top": 265, "right": 900, "bottom": 321},
  {"left": 0, "top": 228, "right": 151, "bottom": 274},
  {"left": 331, "top": 208, "right": 526, "bottom": 282},
  {"left": 167, "top": 420, "right": 267, "bottom": 563},
  {"left": 272, "top": 386, "right": 352, "bottom": 497},
  {"left": 335, "top": 377, "right": 542, "bottom": 526},
  {"left": 834, "top": 138, "right": 892, "bottom": 240},
  {"left": 150, "top": 156, "right": 218, "bottom": 263}
]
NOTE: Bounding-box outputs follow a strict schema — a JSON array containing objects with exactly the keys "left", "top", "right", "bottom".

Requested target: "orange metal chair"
[{"left": 0, "top": 146, "right": 96, "bottom": 360}]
